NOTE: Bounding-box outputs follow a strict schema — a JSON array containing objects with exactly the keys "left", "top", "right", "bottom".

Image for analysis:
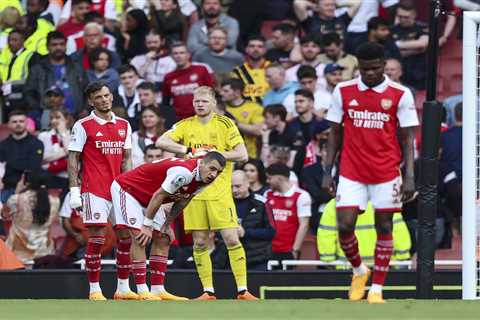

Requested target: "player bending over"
[
  {"left": 111, "top": 152, "right": 226, "bottom": 300},
  {"left": 322, "top": 42, "right": 418, "bottom": 304}
]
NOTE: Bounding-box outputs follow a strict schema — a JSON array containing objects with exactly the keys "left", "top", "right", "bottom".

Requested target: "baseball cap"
[
  {"left": 45, "top": 86, "right": 64, "bottom": 96},
  {"left": 324, "top": 63, "right": 345, "bottom": 75}
]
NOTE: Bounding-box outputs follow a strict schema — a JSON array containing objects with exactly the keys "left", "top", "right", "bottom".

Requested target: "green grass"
[{"left": 1, "top": 300, "right": 480, "bottom": 320}]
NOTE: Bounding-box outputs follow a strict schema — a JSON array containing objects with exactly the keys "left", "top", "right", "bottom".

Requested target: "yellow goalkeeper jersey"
[
  {"left": 226, "top": 100, "right": 264, "bottom": 159},
  {"left": 166, "top": 113, "right": 245, "bottom": 200}
]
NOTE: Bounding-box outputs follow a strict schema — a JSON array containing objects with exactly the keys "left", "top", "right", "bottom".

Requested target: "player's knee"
[
  {"left": 223, "top": 235, "right": 240, "bottom": 247},
  {"left": 337, "top": 221, "right": 355, "bottom": 235},
  {"left": 153, "top": 232, "right": 170, "bottom": 247},
  {"left": 375, "top": 220, "right": 393, "bottom": 235}
]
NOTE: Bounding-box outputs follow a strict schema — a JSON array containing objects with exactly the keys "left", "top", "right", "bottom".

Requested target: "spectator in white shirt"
[{"left": 130, "top": 30, "right": 176, "bottom": 92}]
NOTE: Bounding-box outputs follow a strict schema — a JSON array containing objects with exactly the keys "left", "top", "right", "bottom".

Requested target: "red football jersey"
[
  {"left": 115, "top": 158, "right": 204, "bottom": 207},
  {"left": 162, "top": 63, "right": 215, "bottom": 120},
  {"left": 266, "top": 186, "right": 311, "bottom": 253},
  {"left": 68, "top": 112, "right": 132, "bottom": 200},
  {"left": 327, "top": 76, "right": 419, "bottom": 184}
]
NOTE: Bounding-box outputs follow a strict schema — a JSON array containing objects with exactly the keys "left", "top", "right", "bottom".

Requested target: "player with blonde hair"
[{"left": 156, "top": 86, "right": 258, "bottom": 300}]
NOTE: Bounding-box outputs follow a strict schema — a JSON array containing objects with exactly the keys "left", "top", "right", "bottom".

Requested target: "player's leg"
[
  {"left": 367, "top": 176, "right": 402, "bottom": 304},
  {"left": 209, "top": 197, "right": 257, "bottom": 300},
  {"left": 82, "top": 192, "right": 110, "bottom": 300},
  {"left": 149, "top": 207, "right": 188, "bottom": 300},
  {"left": 110, "top": 181, "right": 144, "bottom": 300},
  {"left": 184, "top": 200, "right": 215, "bottom": 300},
  {"left": 336, "top": 176, "right": 370, "bottom": 301},
  {"left": 85, "top": 225, "right": 107, "bottom": 300},
  {"left": 191, "top": 230, "right": 216, "bottom": 300}
]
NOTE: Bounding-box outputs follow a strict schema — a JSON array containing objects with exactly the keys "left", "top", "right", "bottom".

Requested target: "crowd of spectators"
[{"left": 0, "top": 0, "right": 464, "bottom": 270}]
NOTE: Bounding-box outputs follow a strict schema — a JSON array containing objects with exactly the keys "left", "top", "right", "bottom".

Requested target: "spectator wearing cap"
[
  {"left": 265, "top": 23, "right": 297, "bottom": 69},
  {"left": 288, "top": 89, "right": 329, "bottom": 176},
  {"left": 0, "top": 29, "right": 35, "bottom": 113},
  {"left": 391, "top": 3, "right": 429, "bottom": 90},
  {"left": 346, "top": 17, "right": 402, "bottom": 60},
  {"left": 24, "top": 31, "right": 87, "bottom": 123},
  {"left": 318, "top": 33, "right": 358, "bottom": 81},
  {"left": 294, "top": 0, "right": 361, "bottom": 42},
  {"left": 192, "top": 26, "right": 244, "bottom": 78},
  {"left": 40, "top": 85, "right": 65, "bottom": 130},
  {"left": 323, "top": 63, "right": 344, "bottom": 93},
  {"left": 0, "top": 109, "right": 44, "bottom": 203},
  {"left": 265, "top": 163, "right": 312, "bottom": 262},
  {"left": 187, "top": 0, "right": 239, "bottom": 54},
  {"left": 286, "top": 34, "right": 326, "bottom": 90},
  {"left": 283, "top": 65, "right": 332, "bottom": 120},
  {"left": 263, "top": 63, "right": 300, "bottom": 107}
]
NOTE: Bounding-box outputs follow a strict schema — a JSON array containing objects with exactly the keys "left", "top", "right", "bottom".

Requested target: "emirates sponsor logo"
[
  {"left": 272, "top": 208, "right": 293, "bottom": 221},
  {"left": 171, "top": 83, "right": 199, "bottom": 96},
  {"left": 348, "top": 109, "right": 390, "bottom": 129},
  {"left": 95, "top": 141, "right": 125, "bottom": 154}
]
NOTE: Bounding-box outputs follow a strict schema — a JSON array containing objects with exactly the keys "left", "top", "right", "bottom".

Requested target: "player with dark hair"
[
  {"left": 322, "top": 42, "right": 418, "bottom": 303},
  {"left": 112, "top": 152, "right": 226, "bottom": 300},
  {"left": 68, "top": 81, "right": 136, "bottom": 301}
]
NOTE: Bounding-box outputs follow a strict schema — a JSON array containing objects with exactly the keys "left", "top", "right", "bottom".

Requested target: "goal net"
[{"left": 462, "top": 11, "right": 480, "bottom": 300}]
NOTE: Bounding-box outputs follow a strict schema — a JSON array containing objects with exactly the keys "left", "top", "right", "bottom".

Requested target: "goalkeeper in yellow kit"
[{"left": 157, "top": 86, "right": 258, "bottom": 300}]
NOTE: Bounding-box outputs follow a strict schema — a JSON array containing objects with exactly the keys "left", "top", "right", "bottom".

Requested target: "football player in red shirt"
[
  {"left": 322, "top": 42, "right": 418, "bottom": 303},
  {"left": 111, "top": 152, "right": 226, "bottom": 300},
  {"left": 68, "top": 81, "right": 136, "bottom": 301}
]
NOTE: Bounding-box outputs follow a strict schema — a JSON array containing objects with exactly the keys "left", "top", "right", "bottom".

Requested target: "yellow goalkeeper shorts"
[{"left": 184, "top": 196, "right": 238, "bottom": 231}]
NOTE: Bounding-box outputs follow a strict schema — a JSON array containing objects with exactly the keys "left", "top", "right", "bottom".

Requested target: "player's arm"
[
  {"left": 68, "top": 151, "right": 83, "bottom": 209},
  {"left": 322, "top": 86, "right": 344, "bottom": 193},
  {"left": 163, "top": 196, "right": 194, "bottom": 228},
  {"left": 236, "top": 122, "right": 263, "bottom": 137},
  {"left": 399, "top": 127, "right": 416, "bottom": 202},
  {"left": 396, "top": 35, "right": 429, "bottom": 51},
  {"left": 156, "top": 132, "right": 189, "bottom": 155},
  {"left": 67, "top": 122, "right": 87, "bottom": 209},
  {"left": 220, "top": 143, "right": 248, "bottom": 162},
  {"left": 397, "top": 88, "right": 419, "bottom": 202},
  {"left": 292, "top": 192, "right": 312, "bottom": 259},
  {"left": 121, "top": 149, "right": 133, "bottom": 172},
  {"left": 136, "top": 187, "right": 170, "bottom": 246}
]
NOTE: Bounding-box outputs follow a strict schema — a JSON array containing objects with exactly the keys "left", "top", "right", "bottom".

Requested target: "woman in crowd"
[
  {"left": 37, "top": 107, "right": 71, "bottom": 191},
  {"left": 119, "top": 8, "right": 150, "bottom": 61},
  {"left": 150, "top": 0, "right": 188, "bottom": 46},
  {"left": 131, "top": 106, "right": 167, "bottom": 167},
  {"left": 242, "top": 159, "right": 269, "bottom": 196},
  {"left": 2, "top": 172, "right": 60, "bottom": 264},
  {"left": 86, "top": 47, "right": 120, "bottom": 91}
]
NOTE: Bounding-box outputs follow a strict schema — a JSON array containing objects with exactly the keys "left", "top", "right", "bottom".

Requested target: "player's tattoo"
[
  {"left": 122, "top": 149, "right": 133, "bottom": 173},
  {"left": 165, "top": 198, "right": 192, "bottom": 224},
  {"left": 68, "top": 151, "right": 81, "bottom": 188}
]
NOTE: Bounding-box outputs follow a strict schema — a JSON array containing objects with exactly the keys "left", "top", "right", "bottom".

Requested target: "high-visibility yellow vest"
[
  {"left": 317, "top": 199, "right": 411, "bottom": 266},
  {"left": 0, "top": 0, "right": 24, "bottom": 15},
  {"left": 24, "top": 18, "right": 54, "bottom": 55},
  {"left": 0, "top": 46, "right": 34, "bottom": 83}
]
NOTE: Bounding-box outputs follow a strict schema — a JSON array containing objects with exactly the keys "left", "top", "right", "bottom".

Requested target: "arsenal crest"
[
  {"left": 118, "top": 129, "right": 126, "bottom": 137},
  {"left": 380, "top": 99, "right": 393, "bottom": 110},
  {"left": 190, "top": 73, "right": 198, "bottom": 81},
  {"left": 242, "top": 111, "right": 249, "bottom": 118},
  {"left": 285, "top": 199, "right": 293, "bottom": 209},
  {"left": 129, "top": 218, "right": 137, "bottom": 225},
  {"left": 94, "top": 212, "right": 101, "bottom": 220}
]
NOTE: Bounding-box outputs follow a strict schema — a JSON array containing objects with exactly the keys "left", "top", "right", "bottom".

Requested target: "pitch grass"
[{"left": 1, "top": 299, "right": 479, "bottom": 320}]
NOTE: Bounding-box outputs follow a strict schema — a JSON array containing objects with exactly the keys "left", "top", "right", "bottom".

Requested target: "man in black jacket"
[
  {"left": 0, "top": 110, "right": 44, "bottom": 203},
  {"left": 231, "top": 170, "right": 275, "bottom": 270},
  {"left": 24, "top": 31, "right": 87, "bottom": 126}
]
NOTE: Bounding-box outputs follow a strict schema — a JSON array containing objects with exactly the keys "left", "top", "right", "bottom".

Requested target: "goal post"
[{"left": 462, "top": 11, "right": 480, "bottom": 300}]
